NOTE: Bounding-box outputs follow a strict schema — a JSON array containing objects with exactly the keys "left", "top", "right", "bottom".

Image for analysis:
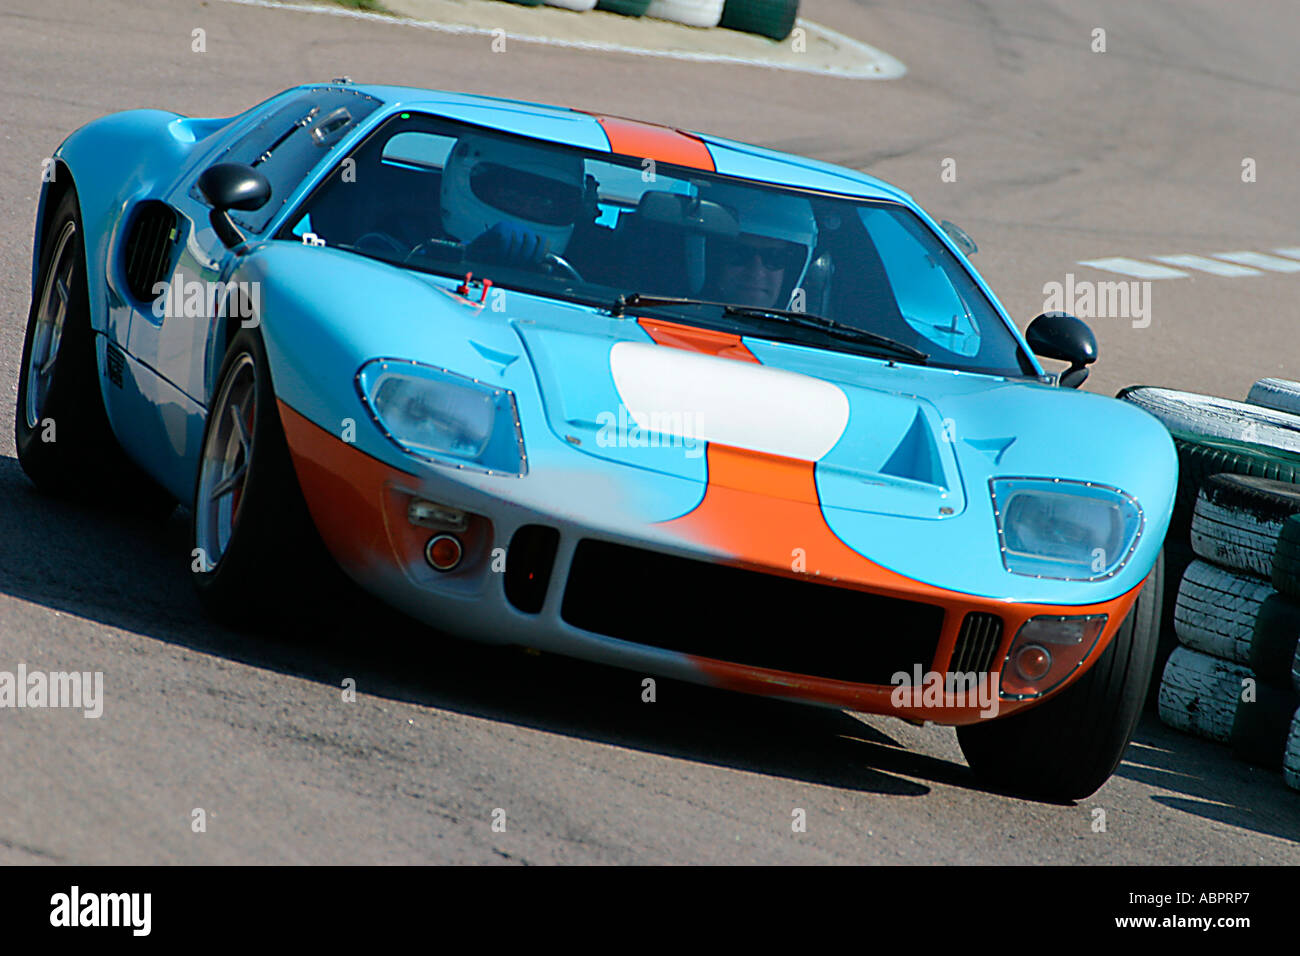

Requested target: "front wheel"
[
  {"left": 956, "top": 549, "right": 1165, "bottom": 801},
  {"left": 190, "top": 328, "right": 340, "bottom": 626}
]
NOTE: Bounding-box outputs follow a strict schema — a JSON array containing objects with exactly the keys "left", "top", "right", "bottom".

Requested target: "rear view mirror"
[{"left": 636, "top": 191, "right": 739, "bottom": 236}]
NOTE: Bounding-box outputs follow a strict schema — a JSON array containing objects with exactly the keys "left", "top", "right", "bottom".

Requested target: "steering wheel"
[
  {"left": 543, "top": 252, "right": 583, "bottom": 282},
  {"left": 406, "top": 237, "right": 466, "bottom": 265},
  {"left": 354, "top": 232, "right": 409, "bottom": 257}
]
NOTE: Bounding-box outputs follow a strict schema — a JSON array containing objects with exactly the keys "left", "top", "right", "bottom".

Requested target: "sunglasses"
[{"left": 720, "top": 238, "right": 802, "bottom": 271}]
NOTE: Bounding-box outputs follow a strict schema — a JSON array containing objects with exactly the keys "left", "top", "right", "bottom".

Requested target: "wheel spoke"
[
  {"left": 209, "top": 462, "right": 247, "bottom": 501},
  {"left": 229, "top": 401, "right": 253, "bottom": 457},
  {"left": 38, "top": 343, "right": 59, "bottom": 375}
]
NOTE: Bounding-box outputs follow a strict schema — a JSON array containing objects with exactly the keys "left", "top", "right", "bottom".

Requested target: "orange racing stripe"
[{"left": 583, "top": 113, "right": 716, "bottom": 171}]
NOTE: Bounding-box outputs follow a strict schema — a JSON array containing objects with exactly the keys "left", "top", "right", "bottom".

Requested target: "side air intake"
[{"left": 123, "top": 201, "right": 178, "bottom": 302}]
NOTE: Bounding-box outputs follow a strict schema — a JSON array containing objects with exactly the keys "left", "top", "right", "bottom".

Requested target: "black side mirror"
[
  {"left": 197, "top": 163, "right": 272, "bottom": 248},
  {"left": 1026, "top": 311, "right": 1097, "bottom": 388}
]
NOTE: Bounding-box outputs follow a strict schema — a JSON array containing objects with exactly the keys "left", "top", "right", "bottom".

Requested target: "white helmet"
[
  {"left": 693, "top": 182, "right": 818, "bottom": 300},
  {"left": 441, "top": 135, "right": 585, "bottom": 255}
]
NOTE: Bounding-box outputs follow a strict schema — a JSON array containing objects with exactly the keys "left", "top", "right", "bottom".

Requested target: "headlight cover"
[
  {"left": 358, "top": 359, "right": 526, "bottom": 476},
  {"left": 990, "top": 477, "right": 1143, "bottom": 580}
]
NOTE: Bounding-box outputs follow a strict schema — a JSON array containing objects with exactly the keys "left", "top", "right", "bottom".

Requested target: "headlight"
[
  {"left": 358, "top": 359, "right": 526, "bottom": 476},
  {"left": 990, "top": 478, "right": 1143, "bottom": 580}
]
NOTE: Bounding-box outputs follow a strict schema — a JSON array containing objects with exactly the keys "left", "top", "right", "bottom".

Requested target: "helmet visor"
[{"left": 469, "top": 162, "right": 582, "bottom": 227}]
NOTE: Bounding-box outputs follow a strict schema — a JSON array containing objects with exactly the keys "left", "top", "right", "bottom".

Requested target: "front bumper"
[{"left": 279, "top": 401, "right": 1145, "bottom": 726}]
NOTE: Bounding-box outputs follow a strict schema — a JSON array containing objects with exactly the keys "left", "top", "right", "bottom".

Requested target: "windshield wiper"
[{"left": 611, "top": 293, "right": 929, "bottom": 363}]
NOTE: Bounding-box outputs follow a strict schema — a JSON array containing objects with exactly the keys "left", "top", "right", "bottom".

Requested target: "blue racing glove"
[{"left": 467, "top": 221, "right": 549, "bottom": 267}]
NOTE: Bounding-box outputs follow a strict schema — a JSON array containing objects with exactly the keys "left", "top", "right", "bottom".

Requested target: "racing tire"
[
  {"left": 1246, "top": 593, "right": 1300, "bottom": 690},
  {"left": 1160, "top": 647, "right": 1293, "bottom": 767},
  {"left": 956, "top": 550, "right": 1163, "bottom": 801},
  {"left": 719, "top": 0, "right": 799, "bottom": 40},
  {"left": 1247, "top": 378, "right": 1300, "bottom": 416},
  {"left": 1143, "top": 435, "right": 1300, "bottom": 704},
  {"left": 189, "top": 327, "right": 346, "bottom": 627},
  {"left": 1229, "top": 680, "right": 1297, "bottom": 769},
  {"left": 1190, "top": 474, "right": 1300, "bottom": 578},
  {"left": 1272, "top": 515, "right": 1300, "bottom": 602},
  {"left": 1173, "top": 560, "right": 1272, "bottom": 663},
  {"left": 1285, "top": 708, "right": 1300, "bottom": 791},
  {"left": 14, "top": 188, "right": 173, "bottom": 516},
  {"left": 596, "top": 0, "right": 652, "bottom": 14},
  {"left": 1170, "top": 438, "right": 1300, "bottom": 524},
  {"left": 645, "top": 0, "right": 725, "bottom": 27},
  {"left": 1117, "top": 386, "right": 1300, "bottom": 456},
  {"left": 1157, "top": 646, "right": 1251, "bottom": 743}
]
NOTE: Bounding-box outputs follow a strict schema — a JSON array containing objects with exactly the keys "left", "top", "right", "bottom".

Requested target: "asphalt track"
[{"left": 1, "top": 0, "right": 1298, "bottom": 864}]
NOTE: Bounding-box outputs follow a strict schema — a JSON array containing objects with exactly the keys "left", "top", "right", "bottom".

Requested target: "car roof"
[{"left": 329, "top": 83, "right": 914, "bottom": 205}]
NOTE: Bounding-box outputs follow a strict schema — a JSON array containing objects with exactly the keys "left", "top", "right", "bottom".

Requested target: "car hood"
[{"left": 515, "top": 317, "right": 967, "bottom": 519}]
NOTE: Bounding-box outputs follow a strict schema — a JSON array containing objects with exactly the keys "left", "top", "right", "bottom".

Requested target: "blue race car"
[{"left": 17, "top": 82, "right": 1176, "bottom": 799}]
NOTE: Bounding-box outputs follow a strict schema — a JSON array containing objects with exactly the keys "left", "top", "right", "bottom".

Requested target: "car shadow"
[
  {"left": 0, "top": 452, "right": 1029, "bottom": 800},
  {"left": 1114, "top": 720, "right": 1300, "bottom": 845}
]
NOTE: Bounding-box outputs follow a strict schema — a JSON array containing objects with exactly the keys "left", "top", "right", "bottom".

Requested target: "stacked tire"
[
  {"left": 719, "top": 0, "right": 799, "bottom": 40},
  {"left": 1121, "top": 382, "right": 1300, "bottom": 792},
  {"left": 508, "top": 0, "right": 801, "bottom": 40}
]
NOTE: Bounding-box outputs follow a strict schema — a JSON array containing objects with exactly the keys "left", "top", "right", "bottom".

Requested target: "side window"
[
  {"left": 287, "top": 128, "right": 455, "bottom": 250},
  {"left": 193, "top": 88, "right": 381, "bottom": 234},
  {"left": 859, "top": 207, "right": 982, "bottom": 358}
]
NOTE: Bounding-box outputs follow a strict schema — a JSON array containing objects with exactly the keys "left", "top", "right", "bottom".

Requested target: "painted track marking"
[
  {"left": 1076, "top": 257, "right": 1189, "bottom": 279},
  {"left": 1078, "top": 247, "right": 1300, "bottom": 281},
  {"left": 1213, "top": 251, "right": 1300, "bottom": 273},
  {"left": 1152, "top": 254, "right": 1262, "bottom": 277}
]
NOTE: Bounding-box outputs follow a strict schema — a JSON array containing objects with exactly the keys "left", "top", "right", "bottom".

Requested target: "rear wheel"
[
  {"left": 956, "top": 550, "right": 1164, "bottom": 800},
  {"left": 15, "top": 188, "right": 172, "bottom": 514}
]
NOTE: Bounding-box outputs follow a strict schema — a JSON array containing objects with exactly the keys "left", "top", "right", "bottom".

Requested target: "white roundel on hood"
[{"left": 609, "top": 340, "right": 850, "bottom": 461}]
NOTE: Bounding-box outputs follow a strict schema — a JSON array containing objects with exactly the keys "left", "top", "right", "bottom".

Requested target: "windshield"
[{"left": 280, "top": 112, "right": 1033, "bottom": 376}]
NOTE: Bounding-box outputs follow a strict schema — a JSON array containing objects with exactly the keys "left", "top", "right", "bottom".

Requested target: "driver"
[
  {"left": 695, "top": 184, "right": 818, "bottom": 310},
  {"left": 440, "top": 134, "right": 587, "bottom": 269}
]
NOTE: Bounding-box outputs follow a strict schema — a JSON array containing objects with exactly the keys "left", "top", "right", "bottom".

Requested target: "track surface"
[{"left": 1, "top": 0, "right": 1298, "bottom": 864}]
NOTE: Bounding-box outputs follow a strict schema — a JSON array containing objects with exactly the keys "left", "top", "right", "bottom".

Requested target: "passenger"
[{"left": 695, "top": 185, "right": 818, "bottom": 310}]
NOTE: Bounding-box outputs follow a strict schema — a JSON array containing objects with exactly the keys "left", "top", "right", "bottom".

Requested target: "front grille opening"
[
  {"left": 504, "top": 525, "right": 560, "bottom": 613},
  {"left": 951, "top": 612, "right": 1004, "bottom": 675},
  {"left": 561, "top": 539, "right": 945, "bottom": 685}
]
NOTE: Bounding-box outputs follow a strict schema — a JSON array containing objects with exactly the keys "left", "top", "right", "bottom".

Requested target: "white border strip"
[{"left": 215, "top": 0, "right": 906, "bottom": 79}]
